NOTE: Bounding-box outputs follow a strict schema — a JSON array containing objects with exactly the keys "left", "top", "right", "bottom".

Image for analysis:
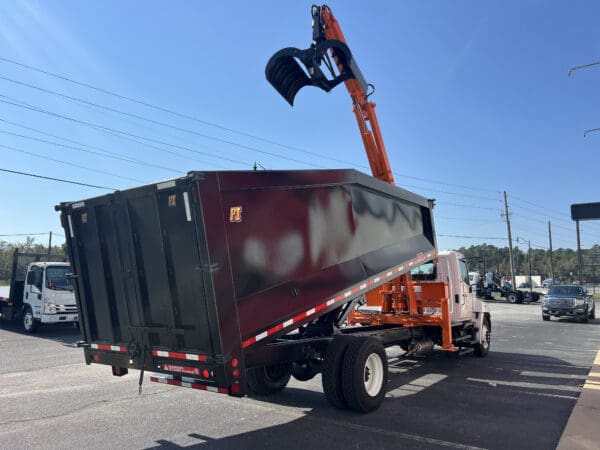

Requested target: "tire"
[
  {"left": 582, "top": 308, "right": 589, "bottom": 323},
  {"left": 291, "top": 360, "right": 319, "bottom": 382},
  {"left": 322, "top": 336, "right": 353, "bottom": 409},
  {"left": 542, "top": 314, "right": 550, "bottom": 321},
  {"left": 22, "top": 307, "right": 38, "bottom": 334},
  {"left": 474, "top": 318, "right": 491, "bottom": 357},
  {"left": 506, "top": 293, "right": 518, "bottom": 304},
  {"left": 590, "top": 304, "right": 596, "bottom": 320},
  {"left": 341, "top": 337, "right": 388, "bottom": 413},
  {"left": 246, "top": 363, "right": 292, "bottom": 396}
]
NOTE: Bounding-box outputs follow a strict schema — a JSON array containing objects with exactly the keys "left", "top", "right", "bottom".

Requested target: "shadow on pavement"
[
  {"left": 0, "top": 318, "right": 81, "bottom": 347},
  {"left": 143, "top": 351, "right": 589, "bottom": 450}
]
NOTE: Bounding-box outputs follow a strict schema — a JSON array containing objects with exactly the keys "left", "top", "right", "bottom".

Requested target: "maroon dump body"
[{"left": 57, "top": 169, "right": 436, "bottom": 395}]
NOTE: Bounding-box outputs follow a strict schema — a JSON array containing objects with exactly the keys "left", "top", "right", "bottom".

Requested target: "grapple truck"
[{"left": 55, "top": 5, "right": 490, "bottom": 413}]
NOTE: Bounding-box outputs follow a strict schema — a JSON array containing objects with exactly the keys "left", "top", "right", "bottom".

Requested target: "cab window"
[{"left": 459, "top": 260, "right": 470, "bottom": 285}]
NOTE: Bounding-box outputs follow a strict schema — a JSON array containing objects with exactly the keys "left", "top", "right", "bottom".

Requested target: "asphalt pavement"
[{"left": 1, "top": 301, "right": 599, "bottom": 450}]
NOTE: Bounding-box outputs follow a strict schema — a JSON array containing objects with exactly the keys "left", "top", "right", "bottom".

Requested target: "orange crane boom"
[{"left": 265, "top": 5, "right": 394, "bottom": 184}]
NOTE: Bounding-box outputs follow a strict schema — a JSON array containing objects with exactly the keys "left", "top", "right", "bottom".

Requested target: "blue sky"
[{"left": 1, "top": 0, "right": 600, "bottom": 252}]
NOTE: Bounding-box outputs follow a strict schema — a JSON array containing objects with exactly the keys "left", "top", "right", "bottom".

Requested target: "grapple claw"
[
  {"left": 265, "top": 40, "right": 367, "bottom": 106},
  {"left": 265, "top": 48, "right": 313, "bottom": 106}
]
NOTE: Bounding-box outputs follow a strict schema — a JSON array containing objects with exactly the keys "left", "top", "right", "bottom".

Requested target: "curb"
[{"left": 557, "top": 348, "right": 600, "bottom": 449}]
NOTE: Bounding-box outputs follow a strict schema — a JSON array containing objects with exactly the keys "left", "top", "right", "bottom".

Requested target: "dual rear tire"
[{"left": 322, "top": 336, "right": 388, "bottom": 413}]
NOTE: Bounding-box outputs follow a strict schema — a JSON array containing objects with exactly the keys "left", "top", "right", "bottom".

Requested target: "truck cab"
[{"left": 22, "top": 262, "right": 78, "bottom": 332}]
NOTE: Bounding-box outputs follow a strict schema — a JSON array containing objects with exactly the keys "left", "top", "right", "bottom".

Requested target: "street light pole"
[{"left": 517, "top": 237, "right": 534, "bottom": 300}]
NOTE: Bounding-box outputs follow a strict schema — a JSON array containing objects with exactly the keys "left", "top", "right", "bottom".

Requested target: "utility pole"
[
  {"left": 548, "top": 221, "right": 554, "bottom": 280},
  {"left": 576, "top": 220, "right": 583, "bottom": 283},
  {"left": 517, "top": 237, "right": 534, "bottom": 300},
  {"left": 48, "top": 231, "right": 52, "bottom": 255},
  {"left": 503, "top": 191, "right": 516, "bottom": 287}
]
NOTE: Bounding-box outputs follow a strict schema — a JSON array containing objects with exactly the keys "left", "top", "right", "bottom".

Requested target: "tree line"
[
  {"left": 458, "top": 243, "right": 600, "bottom": 284},
  {"left": 0, "top": 237, "right": 67, "bottom": 284}
]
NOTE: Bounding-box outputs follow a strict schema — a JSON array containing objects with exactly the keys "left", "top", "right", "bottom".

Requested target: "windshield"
[
  {"left": 45, "top": 266, "right": 74, "bottom": 291},
  {"left": 548, "top": 285, "right": 584, "bottom": 296},
  {"left": 410, "top": 262, "right": 436, "bottom": 281}
]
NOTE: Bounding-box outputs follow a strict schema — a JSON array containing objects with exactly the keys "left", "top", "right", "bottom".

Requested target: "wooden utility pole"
[
  {"left": 548, "top": 221, "right": 554, "bottom": 279},
  {"left": 503, "top": 191, "right": 516, "bottom": 286},
  {"left": 48, "top": 231, "right": 52, "bottom": 255}
]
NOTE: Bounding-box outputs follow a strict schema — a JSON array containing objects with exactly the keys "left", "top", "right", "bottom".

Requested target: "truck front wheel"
[
  {"left": 474, "top": 318, "right": 491, "bottom": 357},
  {"left": 246, "top": 363, "right": 292, "bottom": 395},
  {"left": 22, "top": 307, "right": 38, "bottom": 334},
  {"left": 341, "top": 337, "right": 388, "bottom": 413},
  {"left": 322, "top": 336, "right": 353, "bottom": 409}
]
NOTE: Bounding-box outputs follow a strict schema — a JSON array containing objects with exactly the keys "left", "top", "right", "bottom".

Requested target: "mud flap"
[{"left": 265, "top": 39, "right": 367, "bottom": 106}]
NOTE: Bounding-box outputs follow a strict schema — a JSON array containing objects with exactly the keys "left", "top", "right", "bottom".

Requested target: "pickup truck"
[{"left": 542, "top": 285, "right": 595, "bottom": 322}]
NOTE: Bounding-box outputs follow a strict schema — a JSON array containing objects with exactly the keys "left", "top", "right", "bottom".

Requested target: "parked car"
[
  {"left": 542, "top": 285, "right": 595, "bottom": 322},
  {"left": 542, "top": 278, "right": 560, "bottom": 288}
]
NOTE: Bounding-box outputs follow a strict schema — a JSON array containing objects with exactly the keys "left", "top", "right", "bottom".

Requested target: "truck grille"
[
  {"left": 548, "top": 298, "right": 574, "bottom": 308},
  {"left": 55, "top": 304, "right": 78, "bottom": 313}
]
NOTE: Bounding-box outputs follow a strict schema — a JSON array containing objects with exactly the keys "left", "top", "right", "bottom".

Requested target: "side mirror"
[{"left": 469, "top": 285, "right": 473, "bottom": 294}]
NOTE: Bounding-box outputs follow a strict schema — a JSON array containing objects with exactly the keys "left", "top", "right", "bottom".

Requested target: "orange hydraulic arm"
[{"left": 319, "top": 7, "right": 394, "bottom": 185}]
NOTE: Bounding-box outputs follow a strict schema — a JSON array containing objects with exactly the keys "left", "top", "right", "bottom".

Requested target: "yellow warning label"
[
  {"left": 229, "top": 206, "right": 242, "bottom": 223},
  {"left": 168, "top": 195, "right": 177, "bottom": 207}
]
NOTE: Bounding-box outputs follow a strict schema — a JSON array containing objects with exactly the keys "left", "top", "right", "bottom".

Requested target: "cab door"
[
  {"left": 25, "top": 265, "right": 44, "bottom": 318},
  {"left": 458, "top": 258, "right": 474, "bottom": 320}
]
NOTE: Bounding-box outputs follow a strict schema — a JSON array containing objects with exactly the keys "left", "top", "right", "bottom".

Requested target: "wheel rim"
[
  {"left": 24, "top": 312, "right": 33, "bottom": 330},
  {"left": 481, "top": 323, "right": 490, "bottom": 350},
  {"left": 363, "top": 353, "right": 384, "bottom": 397}
]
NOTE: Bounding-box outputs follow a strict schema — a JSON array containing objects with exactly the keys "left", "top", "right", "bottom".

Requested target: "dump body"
[{"left": 57, "top": 169, "right": 436, "bottom": 394}]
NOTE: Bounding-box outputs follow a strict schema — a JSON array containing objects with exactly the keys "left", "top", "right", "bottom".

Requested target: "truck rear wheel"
[
  {"left": 341, "top": 337, "right": 388, "bottom": 413},
  {"left": 246, "top": 363, "right": 292, "bottom": 395},
  {"left": 321, "top": 336, "right": 353, "bottom": 409},
  {"left": 22, "top": 307, "right": 38, "bottom": 334},
  {"left": 506, "top": 293, "right": 518, "bottom": 304}
]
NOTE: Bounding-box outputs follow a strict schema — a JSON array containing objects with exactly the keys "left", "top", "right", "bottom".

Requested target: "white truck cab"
[{"left": 22, "top": 261, "right": 78, "bottom": 332}]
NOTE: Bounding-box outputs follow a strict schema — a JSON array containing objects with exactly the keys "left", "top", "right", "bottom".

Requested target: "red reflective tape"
[
  {"left": 267, "top": 323, "right": 284, "bottom": 336},
  {"left": 151, "top": 349, "right": 208, "bottom": 362},
  {"left": 315, "top": 303, "right": 328, "bottom": 313},
  {"left": 242, "top": 337, "right": 256, "bottom": 348},
  {"left": 292, "top": 311, "right": 307, "bottom": 323}
]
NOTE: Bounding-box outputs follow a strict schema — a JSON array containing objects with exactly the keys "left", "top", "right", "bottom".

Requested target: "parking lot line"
[
  {"left": 386, "top": 373, "right": 447, "bottom": 398},
  {"left": 467, "top": 377, "right": 581, "bottom": 392},
  {"left": 519, "top": 370, "right": 588, "bottom": 380}
]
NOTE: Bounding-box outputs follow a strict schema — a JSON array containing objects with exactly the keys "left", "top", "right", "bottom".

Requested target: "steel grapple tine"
[{"left": 265, "top": 48, "right": 312, "bottom": 106}]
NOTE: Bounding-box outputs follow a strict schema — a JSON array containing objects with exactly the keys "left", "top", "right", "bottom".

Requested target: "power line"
[
  {"left": 438, "top": 234, "right": 507, "bottom": 240},
  {"left": 0, "top": 232, "right": 64, "bottom": 237},
  {"left": 0, "top": 167, "right": 114, "bottom": 190},
  {"left": 0, "top": 79, "right": 323, "bottom": 168},
  {"left": 0, "top": 142, "right": 144, "bottom": 183},
  {"left": 0, "top": 127, "right": 184, "bottom": 174},
  {"left": 0, "top": 55, "right": 502, "bottom": 194},
  {"left": 0, "top": 94, "right": 253, "bottom": 168}
]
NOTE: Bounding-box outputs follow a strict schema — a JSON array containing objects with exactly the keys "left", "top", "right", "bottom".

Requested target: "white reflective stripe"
[
  {"left": 67, "top": 215, "right": 74, "bottom": 238},
  {"left": 360, "top": 283, "right": 367, "bottom": 290},
  {"left": 181, "top": 382, "right": 192, "bottom": 388},
  {"left": 327, "top": 299, "right": 335, "bottom": 307},
  {"left": 408, "top": 262, "right": 414, "bottom": 266},
  {"left": 255, "top": 331, "right": 268, "bottom": 342},
  {"left": 90, "top": 344, "right": 98, "bottom": 349},
  {"left": 283, "top": 319, "right": 294, "bottom": 327},
  {"left": 156, "top": 350, "right": 169, "bottom": 358},
  {"left": 185, "top": 354, "right": 200, "bottom": 361},
  {"left": 157, "top": 180, "right": 176, "bottom": 190},
  {"left": 306, "top": 308, "right": 316, "bottom": 316},
  {"left": 183, "top": 192, "right": 192, "bottom": 222},
  {"left": 344, "top": 291, "right": 352, "bottom": 298},
  {"left": 206, "top": 386, "right": 219, "bottom": 393},
  {"left": 387, "top": 271, "right": 393, "bottom": 277},
  {"left": 181, "top": 376, "right": 198, "bottom": 383},
  {"left": 110, "top": 345, "right": 121, "bottom": 352},
  {"left": 72, "top": 201, "right": 85, "bottom": 209},
  {"left": 374, "top": 277, "right": 380, "bottom": 283}
]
